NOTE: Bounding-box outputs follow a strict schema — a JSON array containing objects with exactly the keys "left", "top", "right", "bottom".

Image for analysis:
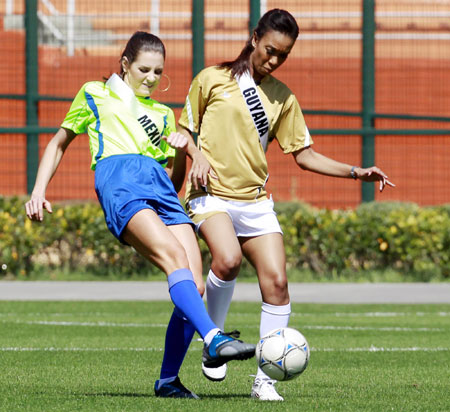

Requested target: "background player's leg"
[
  {"left": 200, "top": 213, "right": 241, "bottom": 329},
  {"left": 198, "top": 213, "right": 241, "bottom": 380}
]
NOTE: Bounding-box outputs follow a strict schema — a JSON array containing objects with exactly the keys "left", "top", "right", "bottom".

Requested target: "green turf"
[{"left": 0, "top": 301, "right": 449, "bottom": 411}]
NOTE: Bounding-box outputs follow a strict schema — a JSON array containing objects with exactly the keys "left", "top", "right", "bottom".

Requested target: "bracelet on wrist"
[{"left": 350, "top": 166, "right": 358, "bottom": 180}]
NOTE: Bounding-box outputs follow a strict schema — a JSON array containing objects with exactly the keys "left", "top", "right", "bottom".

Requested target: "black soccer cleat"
[
  {"left": 154, "top": 377, "right": 200, "bottom": 399},
  {"left": 203, "top": 330, "right": 256, "bottom": 368}
]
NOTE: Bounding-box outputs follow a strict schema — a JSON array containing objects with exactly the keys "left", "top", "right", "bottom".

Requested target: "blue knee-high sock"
[
  {"left": 160, "top": 307, "right": 196, "bottom": 379},
  {"left": 168, "top": 268, "right": 217, "bottom": 339}
]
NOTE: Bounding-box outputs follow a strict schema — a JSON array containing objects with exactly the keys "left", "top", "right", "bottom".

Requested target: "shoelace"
[
  {"left": 252, "top": 377, "right": 278, "bottom": 390},
  {"left": 222, "top": 329, "right": 240, "bottom": 339},
  {"left": 255, "top": 378, "right": 276, "bottom": 385}
]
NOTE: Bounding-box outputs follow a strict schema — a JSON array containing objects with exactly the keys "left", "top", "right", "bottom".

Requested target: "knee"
[
  {"left": 269, "top": 274, "right": 288, "bottom": 297},
  {"left": 212, "top": 252, "right": 242, "bottom": 279},
  {"left": 158, "top": 247, "right": 190, "bottom": 276},
  {"left": 273, "top": 274, "right": 288, "bottom": 293},
  {"left": 260, "top": 272, "right": 290, "bottom": 304},
  {"left": 168, "top": 246, "right": 190, "bottom": 269}
]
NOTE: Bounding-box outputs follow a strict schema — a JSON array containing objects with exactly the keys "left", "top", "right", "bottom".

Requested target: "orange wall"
[{"left": 1, "top": 30, "right": 449, "bottom": 207}]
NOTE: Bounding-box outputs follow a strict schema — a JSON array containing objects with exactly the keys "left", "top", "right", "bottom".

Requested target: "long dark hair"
[
  {"left": 219, "top": 9, "right": 299, "bottom": 78},
  {"left": 119, "top": 31, "right": 166, "bottom": 76}
]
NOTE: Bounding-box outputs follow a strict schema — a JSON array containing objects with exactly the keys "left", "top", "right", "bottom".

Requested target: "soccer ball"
[{"left": 255, "top": 327, "right": 310, "bottom": 381}]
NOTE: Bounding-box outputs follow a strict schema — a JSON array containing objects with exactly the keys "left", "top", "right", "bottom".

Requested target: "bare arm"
[
  {"left": 164, "top": 155, "right": 186, "bottom": 193},
  {"left": 293, "top": 146, "right": 395, "bottom": 192},
  {"left": 25, "top": 127, "right": 77, "bottom": 221},
  {"left": 164, "top": 131, "right": 190, "bottom": 192}
]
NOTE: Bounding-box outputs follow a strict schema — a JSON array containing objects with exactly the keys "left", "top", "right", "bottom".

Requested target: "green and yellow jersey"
[
  {"left": 179, "top": 66, "right": 312, "bottom": 202},
  {"left": 61, "top": 81, "right": 176, "bottom": 170}
]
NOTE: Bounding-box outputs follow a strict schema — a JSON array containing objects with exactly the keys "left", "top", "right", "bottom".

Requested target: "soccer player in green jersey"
[
  {"left": 178, "top": 9, "right": 395, "bottom": 401},
  {"left": 25, "top": 31, "right": 256, "bottom": 399}
]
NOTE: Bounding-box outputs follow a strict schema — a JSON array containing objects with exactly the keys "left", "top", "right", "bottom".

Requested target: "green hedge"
[
  {"left": 275, "top": 201, "right": 450, "bottom": 280},
  {"left": 1, "top": 196, "right": 449, "bottom": 280}
]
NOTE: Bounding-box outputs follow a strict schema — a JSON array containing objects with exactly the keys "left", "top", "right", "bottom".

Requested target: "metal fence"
[{"left": 1, "top": 0, "right": 449, "bottom": 208}]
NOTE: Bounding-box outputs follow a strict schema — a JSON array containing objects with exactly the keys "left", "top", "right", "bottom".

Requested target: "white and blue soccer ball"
[{"left": 255, "top": 327, "right": 310, "bottom": 381}]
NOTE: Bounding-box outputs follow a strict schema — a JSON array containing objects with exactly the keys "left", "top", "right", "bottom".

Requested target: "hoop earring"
[{"left": 157, "top": 74, "right": 171, "bottom": 92}]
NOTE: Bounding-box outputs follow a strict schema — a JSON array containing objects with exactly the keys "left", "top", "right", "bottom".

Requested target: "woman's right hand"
[
  {"left": 23, "top": 128, "right": 76, "bottom": 222},
  {"left": 25, "top": 194, "right": 53, "bottom": 222}
]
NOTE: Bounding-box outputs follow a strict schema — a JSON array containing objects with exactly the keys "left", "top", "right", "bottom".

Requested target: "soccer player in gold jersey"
[{"left": 178, "top": 9, "right": 394, "bottom": 401}]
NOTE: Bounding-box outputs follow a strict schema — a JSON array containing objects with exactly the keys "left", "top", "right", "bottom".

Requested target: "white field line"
[
  {"left": 4, "top": 320, "right": 167, "bottom": 327},
  {"left": 302, "top": 325, "right": 444, "bottom": 332},
  {"left": 0, "top": 312, "right": 175, "bottom": 317},
  {"left": 292, "top": 312, "right": 450, "bottom": 317},
  {"left": 1, "top": 320, "right": 445, "bottom": 332},
  {"left": 0, "top": 346, "right": 448, "bottom": 353},
  {"left": 314, "top": 346, "right": 450, "bottom": 353},
  {"left": 0, "top": 312, "right": 176, "bottom": 319},
  {"left": 1, "top": 311, "right": 449, "bottom": 318},
  {"left": 0, "top": 347, "right": 163, "bottom": 352}
]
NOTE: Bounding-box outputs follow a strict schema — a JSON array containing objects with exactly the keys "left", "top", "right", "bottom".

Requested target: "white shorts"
[{"left": 186, "top": 195, "right": 282, "bottom": 237}]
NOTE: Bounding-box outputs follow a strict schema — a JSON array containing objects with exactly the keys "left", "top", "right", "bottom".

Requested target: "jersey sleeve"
[
  {"left": 163, "top": 107, "right": 176, "bottom": 136},
  {"left": 61, "top": 83, "right": 92, "bottom": 135},
  {"left": 178, "top": 71, "right": 207, "bottom": 133},
  {"left": 273, "top": 93, "right": 313, "bottom": 154}
]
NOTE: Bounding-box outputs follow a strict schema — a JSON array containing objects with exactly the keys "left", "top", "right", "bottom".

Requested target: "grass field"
[{"left": 0, "top": 301, "right": 449, "bottom": 412}]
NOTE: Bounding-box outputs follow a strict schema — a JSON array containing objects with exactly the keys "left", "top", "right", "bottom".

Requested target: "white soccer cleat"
[
  {"left": 202, "top": 362, "right": 227, "bottom": 381},
  {"left": 251, "top": 377, "right": 284, "bottom": 401}
]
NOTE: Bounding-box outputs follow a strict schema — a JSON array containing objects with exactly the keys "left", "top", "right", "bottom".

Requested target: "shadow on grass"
[
  {"left": 196, "top": 393, "right": 250, "bottom": 400},
  {"left": 82, "top": 392, "right": 250, "bottom": 400},
  {"left": 83, "top": 392, "right": 152, "bottom": 398}
]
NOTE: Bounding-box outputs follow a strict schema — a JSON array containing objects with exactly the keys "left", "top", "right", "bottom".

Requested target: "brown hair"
[
  {"left": 119, "top": 31, "right": 166, "bottom": 76},
  {"left": 219, "top": 9, "right": 299, "bottom": 78}
]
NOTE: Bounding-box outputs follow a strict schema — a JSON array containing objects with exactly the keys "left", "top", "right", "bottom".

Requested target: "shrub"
[{"left": 1, "top": 196, "right": 449, "bottom": 280}]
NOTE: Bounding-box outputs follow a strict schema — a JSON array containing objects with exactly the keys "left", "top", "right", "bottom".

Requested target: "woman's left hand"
[
  {"left": 353, "top": 166, "right": 396, "bottom": 192},
  {"left": 164, "top": 132, "right": 189, "bottom": 152}
]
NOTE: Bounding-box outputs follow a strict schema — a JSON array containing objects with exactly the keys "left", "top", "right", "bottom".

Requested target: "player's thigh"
[
  {"left": 168, "top": 223, "right": 204, "bottom": 294},
  {"left": 123, "top": 208, "right": 189, "bottom": 274},
  {"left": 199, "top": 212, "right": 242, "bottom": 276},
  {"left": 240, "top": 233, "right": 289, "bottom": 304}
]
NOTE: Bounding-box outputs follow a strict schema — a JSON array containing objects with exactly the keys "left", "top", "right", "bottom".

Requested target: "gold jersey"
[{"left": 179, "top": 66, "right": 312, "bottom": 202}]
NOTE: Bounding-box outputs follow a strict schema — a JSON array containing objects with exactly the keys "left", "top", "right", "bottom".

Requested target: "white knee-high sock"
[
  {"left": 256, "top": 301, "right": 291, "bottom": 380},
  {"left": 205, "top": 269, "right": 236, "bottom": 330}
]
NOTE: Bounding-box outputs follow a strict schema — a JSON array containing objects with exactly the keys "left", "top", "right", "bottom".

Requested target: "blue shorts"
[{"left": 95, "top": 154, "right": 192, "bottom": 244}]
